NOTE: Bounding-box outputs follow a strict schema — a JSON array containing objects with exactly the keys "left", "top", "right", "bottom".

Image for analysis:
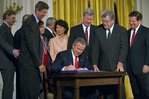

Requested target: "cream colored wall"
[
  {"left": 136, "top": 0, "right": 149, "bottom": 27},
  {"left": 141, "top": 0, "right": 149, "bottom": 27},
  {"left": 0, "top": 0, "right": 3, "bottom": 24}
]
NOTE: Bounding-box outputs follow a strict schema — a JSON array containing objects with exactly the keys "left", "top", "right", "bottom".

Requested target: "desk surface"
[{"left": 53, "top": 71, "right": 126, "bottom": 78}]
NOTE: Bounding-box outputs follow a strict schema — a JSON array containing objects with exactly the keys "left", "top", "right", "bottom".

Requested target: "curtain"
[
  {"left": 116, "top": 0, "right": 135, "bottom": 29},
  {"left": 53, "top": 0, "right": 135, "bottom": 31},
  {"left": 53, "top": 0, "right": 88, "bottom": 30},
  {"left": 125, "top": 74, "right": 134, "bottom": 99}
]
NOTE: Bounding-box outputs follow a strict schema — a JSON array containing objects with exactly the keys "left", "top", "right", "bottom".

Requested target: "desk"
[{"left": 53, "top": 72, "right": 125, "bottom": 99}]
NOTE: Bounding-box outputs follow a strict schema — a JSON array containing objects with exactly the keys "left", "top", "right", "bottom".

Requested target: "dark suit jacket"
[
  {"left": 16, "top": 15, "right": 43, "bottom": 99},
  {"left": 50, "top": 50, "right": 93, "bottom": 73},
  {"left": 67, "top": 23, "right": 96, "bottom": 63},
  {"left": 43, "top": 28, "right": 55, "bottom": 42},
  {"left": 18, "top": 15, "right": 42, "bottom": 69},
  {"left": 92, "top": 24, "right": 128, "bottom": 71},
  {"left": 127, "top": 25, "right": 149, "bottom": 74},
  {"left": 0, "top": 23, "right": 15, "bottom": 69},
  {"left": 14, "top": 27, "right": 23, "bottom": 49}
]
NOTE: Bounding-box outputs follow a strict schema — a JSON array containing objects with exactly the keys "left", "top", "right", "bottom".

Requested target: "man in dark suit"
[
  {"left": 127, "top": 11, "right": 149, "bottom": 99},
  {"left": 51, "top": 37, "right": 98, "bottom": 99},
  {"left": 0, "top": 10, "right": 19, "bottom": 99},
  {"left": 14, "top": 14, "right": 30, "bottom": 49},
  {"left": 43, "top": 17, "right": 56, "bottom": 42},
  {"left": 17, "top": 1, "right": 49, "bottom": 99},
  {"left": 13, "top": 14, "right": 30, "bottom": 99},
  {"left": 67, "top": 8, "right": 96, "bottom": 63},
  {"left": 92, "top": 10, "right": 128, "bottom": 99}
]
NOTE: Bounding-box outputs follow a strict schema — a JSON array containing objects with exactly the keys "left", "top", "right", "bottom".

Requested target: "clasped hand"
[{"left": 12, "top": 49, "right": 20, "bottom": 58}]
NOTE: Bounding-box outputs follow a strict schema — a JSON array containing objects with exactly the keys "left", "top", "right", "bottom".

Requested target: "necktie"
[
  {"left": 130, "top": 29, "right": 136, "bottom": 47},
  {"left": 107, "top": 29, "right": 111, "bottom": 40},
  {"left": 85, "top": 27, "right": 88, "bottom": 44},
  {"left": 75, "top": 56, "right": 79, "bottom": 69}
]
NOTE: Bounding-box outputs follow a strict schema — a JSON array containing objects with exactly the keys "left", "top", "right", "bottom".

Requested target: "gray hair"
[
  {"left": 83, "top": 8, "right": 95, "bottom": 17},
  {"left": 46, "top": 17, "right": 56, "bottom": 26},
  {"left": 101, "top": 10, "right": 115, "bottom": 20},
  {"left": 22, "top": 14, "right": 30, "bottom": 23},
  {"left": 73, "top": 37, "right": 87, "bottom": 47}
]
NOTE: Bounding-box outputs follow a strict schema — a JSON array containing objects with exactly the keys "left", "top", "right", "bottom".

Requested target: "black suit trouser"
[
  {"left": 18, "top": 68, "right": 40, "bottom": 99},
  {"left": 1, "top": 69, "right": 15, "bottom": 99},
  {"left": 128, "top": 71, "right": 149, "bottom": 99}
]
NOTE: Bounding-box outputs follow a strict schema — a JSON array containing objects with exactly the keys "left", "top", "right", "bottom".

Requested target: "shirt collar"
[
  {"left": 3, "top": 21, "right": 10, "bottom": 27},
  {"left": 132, "top": 24, "right": 140, "bottom": 32},
  {"left": 108, "top": 24, "right": 114, "bottom": 32},
  {"left": 71, "top": 49, "right": 75, "bottom": 59},
  {"left": 82, "top": 23, "right": 90, "bottom": 31},
  {"left": 46, "top": 27, "right": 53, "bottom": 33}
]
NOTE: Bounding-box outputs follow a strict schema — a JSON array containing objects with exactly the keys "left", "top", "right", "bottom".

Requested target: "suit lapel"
[
  {"left": 101, "top": 27, "right": 109, "bottom": 50},
  {"left": 131, "top": 25, "right": 142, "bottom": 47},
  {"left": 46, "top": 28, "right": 55, "bottom": 37},
  {"left": 3, "top": 23, "right": 13, "bottom": 38},
  {"left": 89, "top": 25, "right": 94, "bottom": 45},
  {"left": 79, "top": 55, "right": 84, "bottom": 68},
  {"left": 111, "top": 25, "right": 117, "bottom": 41},
  {"left": 68, "top": 51, "right": 73, "bottom": 65},
  {"left": 108, "top": 25, "right": 118, "bottom": 48},
  {"left": 128, "top": 29, "right": 131, "bottom": 42},
  {"left": 128, "top": 29, "right": 131, "bottom": 48},
  {"left": 32, "top": 15, "right": 42, "bottom": 57},
  {"left": 3, "top": 23, "right": 14, "bottom": 46},
  {"left": 79, "top": 24, "right": 86, "bottom": 40},
  {"left": 32, "top": 15, "right": 40, "bottom": 33}
]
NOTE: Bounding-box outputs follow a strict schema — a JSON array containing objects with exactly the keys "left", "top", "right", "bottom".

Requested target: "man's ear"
[
  {"left": 6, "top": 15, "right": 9, "bottom": 20},
  {"left": 72, "top": 44, "right": 75, "bottom": 48}
]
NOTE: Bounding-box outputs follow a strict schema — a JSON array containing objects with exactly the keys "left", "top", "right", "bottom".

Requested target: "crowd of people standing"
[{"left": 0, "top": 1, "right": 149, "bottom": 99}]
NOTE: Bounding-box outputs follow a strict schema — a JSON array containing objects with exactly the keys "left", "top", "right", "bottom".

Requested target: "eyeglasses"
[{"left": 102, "top": 19, "right": 112, "bottom": 23}]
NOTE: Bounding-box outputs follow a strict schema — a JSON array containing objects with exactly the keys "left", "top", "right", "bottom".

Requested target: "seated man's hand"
[
  {"left": 93, "top": 65, "right": 100, "bottom": 72},
  {"left": 64, "top": 65, "right": 75, "bottom": 70},
  {"left": 77, "top": 67, "right": 88, "bottom": 70}
]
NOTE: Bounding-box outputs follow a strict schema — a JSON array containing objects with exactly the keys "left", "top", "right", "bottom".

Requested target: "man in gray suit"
[
  {"left": 43, "top": 17, "right": 56, "bottom": 42},
  {"left": 92, "top": 10, "right": 128, "bottom": 99},
  {"left": 0, "top": 10, "right": 19, "bottom": 99}
]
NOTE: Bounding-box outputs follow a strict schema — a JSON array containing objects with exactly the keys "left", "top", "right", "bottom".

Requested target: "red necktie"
[
  {"left": 130, "top": 29, "right": 136, "bottom": 47},
  {"left": 75, "top": 56, "right": 79, "bottom": 69},
  {"left": 85, "top": 27, "right": 88, "bottom": 44}
]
